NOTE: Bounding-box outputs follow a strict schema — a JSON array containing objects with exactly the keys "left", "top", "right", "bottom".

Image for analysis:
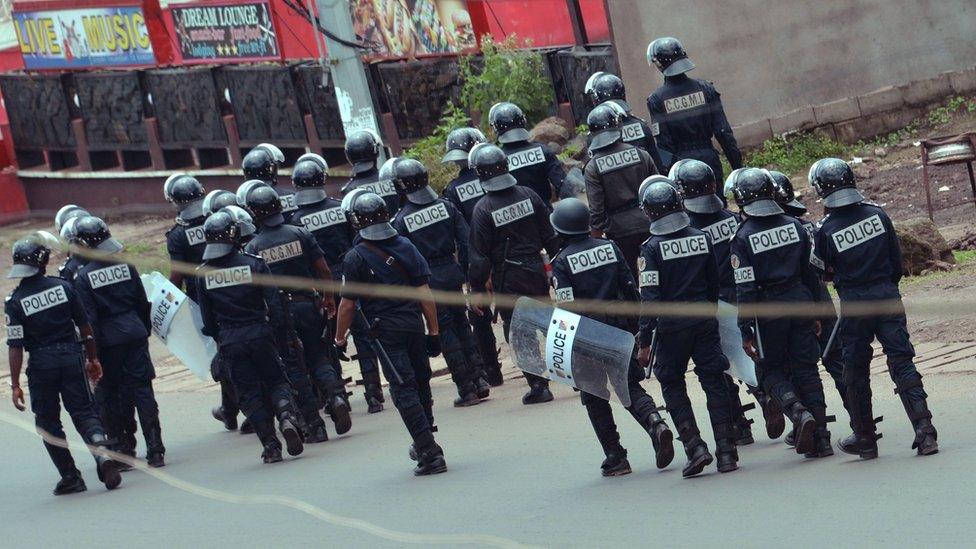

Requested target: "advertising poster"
[
  {"left": 13, "top": 5, "right": 155, "bottom": 69},
  {"left": 171, "top": 0, "right": 280, "bottom": 64},
  {"left": 352, "top": 0, "right": 476, "bottom": 59}
]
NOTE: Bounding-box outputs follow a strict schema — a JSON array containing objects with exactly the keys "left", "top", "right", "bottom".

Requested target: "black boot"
[
  {"left": 713, "top": 424, "right": 739, "bottom": 473},
  {"left": 474, "top": 376, "right": 491, "bottom": 399},
  {"left": 305, "top": 419, "right": 329, "bottom": 443},
  {"left": 839, "top": 384, "right": 881, "bottom": 459},
  {"left": 522, "top": 378, "right": 554, "bottom": 405},
  {"left": 324, "top": 382, "right": 353, "bottom": 435},
  {"left": 239, "top": 417, "right": 255, "bottom": 434},
  {"left": 212, "top": 406, "right": 238, "bottom": 431},
  {"left": 453, "top": 381, "right": 482, "bottom": 407},
  {"left": 413, "top": 432, "right": 447, "bottom": 476},
  {"left": 144, "top": 421, "right": 165, "bottom": 468},
  {"left": 363, "top": 370, "right": 385, "bottom": 414},
  {"left": 903, "top": 398, "right": 938, "bottom": 456},
  {"left": 254, "top": 420, "right": 283, "bottom": 464},
  {"left": 804, "top": 406, "right": 834, "bottom": 458},
  {"left": 485, "top": 360, "right": 504, "bottom": 387},
  {"left": 787, "top": 401, "right": 817, "bottom": 455},
  {"left": 88, "top": 433, "right": 123, "bottom": 490},
  {"left": 273, "top": 398, "right": 305, "bottom": 457},
  {"left": 601, "top": 452, "right": 632, "bottom": 477},
  {"left": 645, "top": 412, "right": 675, "bottom": 470},
  {"left": 682, "top": 437, "right": 714, "bottom": 478},
  {"left": 784, "top": 427, "right": 796, "bottom": 448},
  {"left": 733, "top": 414, "right": 755, "bottom": 446},
  {"left": 758, "top": 391, "right": 785, "bottom": 439},
  {"left": 53, "top": 474, "right": 87, "bottom": 496}
]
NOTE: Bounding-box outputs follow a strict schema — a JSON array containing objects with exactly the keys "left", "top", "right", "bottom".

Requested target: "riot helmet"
[
  {"left": 443, "top": 127, "right": 488, "bottom": 163},
  {"left": 242, "top": 148, "right": 278, "bottom": 185},
  {"left": 202, "top": 211, "right": 240, "bottom": 260},
  {"left": 169, "top": 175, "right": 207, "bottom": 223},
  {"left": 203, "top": 189, "right": 238, "bottom": 217},
  {"left": 809, "top": 158, "right": 862, "bottom": 208},
  {"left": 292, "top": 159, "right": 328, "bottom": 206},
  {"left": 641, "top": 178, "right": 689, "bottom": 235},
  {"left": 730, "top": 168, "right": 784, "bottom": 217},
  {"left": 647, "top": 37, "right": 695, "bottom": 77},
  {"left": 245, "top": 185, "right": 284, "bottom": 226},
  {"left": 488, "top": 102, "right": 530, "bottom": 144},
  {"left": 218, "top": 205, "right": 257, "bottom": 240},
  {"left": 469, "top": 143, "right": 517, "bottom": 191},
  {"left": 8, "top": 235, "right": 51, "bottom": 279},
  {"left": 770, "top": 170, "right": 807, "bottom": 215},
  {"left": 587, "top": 102, "right": 624, "bottom": 151},
  {"left": 54, "top": 204, "right": 90, "bottom": 232},
  {"left": 670, "top": 159, "right": 722, "bottom": 214},
  {"left": 349, "top": 192, "right": 396, "bottom": 241},
  {"left": 345, "top": 129, "right": 382, "bottom": 176},
  {"left": 392, "top": 158, "right": 437, "bottom": 205},
  {"left": 587, "top": 72, "right": 630, "bottom": 112},
  {"left": 549, "top": 197, "right": 590, "bottom": 235},
  {"left": 74, "top": 216, "right": 123, "bottom": 253}
]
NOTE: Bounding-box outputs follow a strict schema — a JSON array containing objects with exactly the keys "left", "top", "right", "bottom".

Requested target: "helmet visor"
[
  {"left": 480, "top": 173, "right": 518, "bottom": 192},
  {"left": 663, "top": 57, "right": 695, "bottom": 77},
  {"left": 294, "top": 188, "right": 328, "bottom": 207},
  {"left": 822, "top": 188, "right": 864, "bottom": 208},
  {"left": 359, "top": 222, "right": 397, "bottom": 241},
  {"left": 202, "top": 242, "right": 235, "bottom": 260},
  {"left": 406, "top": 186, "right": 439, "bottom": 205},
  {"left": 442, "top": 149, "right": 470, "bottom": 163},
  {"left": 7, "top": 264, "right": 40, "bottom": 279},
  {"left": 497, "top": 127, "right": 530, "bottom": 144},
  {"left": 649, "top": 211, "right": 690, "bottom": 236},
  {"left": 742, "top": 199, "right": 784, "bottom": 217},
  {"left": 683, "top": 194, "right": 724, "bottom": 214}
]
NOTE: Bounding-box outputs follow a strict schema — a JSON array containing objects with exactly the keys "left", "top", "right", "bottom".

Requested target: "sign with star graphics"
[{"left": 171, "top": 1, "right": 280, "bottom": 64}]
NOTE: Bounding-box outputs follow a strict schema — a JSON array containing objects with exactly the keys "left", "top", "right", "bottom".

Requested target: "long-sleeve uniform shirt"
[
  {"left": 73, "top": 260, "right": 150, "bottom": 347},
  {"left": 197, "top": 253, "right": 285, "bottom": 345},
  {"left": 814, "top": 203, "right": 902, "bottom": 300},
  {"left": 392, "top": 198, "right": 469, "bottom": 291},
  {"left": 584, "top": 141, "right": 657, "bottom": 239},
  {"left": 501, "top": 140, "right": 565, "bottom": 206}
]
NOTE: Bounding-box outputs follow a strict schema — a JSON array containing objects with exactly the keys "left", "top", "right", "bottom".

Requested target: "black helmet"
[
  {"left": 60, "top": 216, "right": 86, "bottom": 244},
  {"left": 246, "top": 185, "right": 284, "bottom": 225},
  {"left": 163, "top": 172, "right": 187, "bottom": 203},
  {"left": 203, "top": 189, "right": 238, "bottom": 217},
  {"left": 488, "top": 102, "right": 529, "bottom": 144},
  {"left": 54, "top": 204, "right": 89, "bottom": 232},
  {"left": 809, "top": 158, "right": 862, "bottom": 208},
  {"left": 345, "top": 129, "right": 382, "bottom": 175},
  {"left": 549, "top": 197, "right": 590, "bottom": 235},
  {"left": 586, "top": 72, "right": 630, "bottom": 111},
  {"left": 669, "top": 159, "right": 721, "bottom": 214},
  {"left": 296, "top": 152, "right": 328, "bottom": 171},
  {"left": 202, "top": 211, "right": 240, "bottom": 260},
  {"left": 242, "top": 148, "right": 278, "bottom": 185},
  {"left": 8, "top": 236, "right": 51, "bottom": 279},
  {"left": 392, "top": 158, "right": 437, "bottom": 205},
  {"left": 638, "top": 174, "right": 674, "bottom": 205},
  {"left": 349, "top": 192, "right": 396, "bottom": 241},
  {"left": 253, "top": 143, "right": 284, "bottom": 167},
  {"left": 170, "top": 175, "right": 207, "bottom": 222},
  {"left": 641, "top": 179, "right": 689, "bottom": 235},
  {"left": 469, "top": 143, "right": 517, "bottom": 191},
  {"left": 647, "top": 37, "right": 695, "bottom": 77},
  {"left": 770, "top": 171, "right": 807, "bottom": 215},
  {"left": 378, "top": 156, "right": 398, "bottom": 181},
  {"left": 236, "top": 179, "right": 270, "bottom": 209},
  {"left": 587, "top": 103, "right": 624, "bottom": 151},
  {"left": 442, "top": 127, "right": 487, "bottom": 163},
  {"left": 74, "top": 216, "right": 123, "bottom": 252},
  {"left": 292, "top": 159, "right": 328, "bottom": 206},
  {"left": 730, "top": 168, "right": 784, "bottom": 217},
  {"left": 218, "top": 205, "right": 256, "bottom": 240}
]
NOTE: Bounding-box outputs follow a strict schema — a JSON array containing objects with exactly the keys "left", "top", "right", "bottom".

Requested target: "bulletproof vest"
[
  {"left": 245, "top": 224, "right": 316, "bottom": 283},
  {"left": 500, "top": 141, "right": 555, "bottom": 203},
  {"left": 393, "top": 199, "right": 459, "bottom": 262},
  {"left": 75, "top": 260, "right": 149, "bottom": 345},
  {"left": 621, "top": 114, "right": 658, "bottom": 152},
  {"left": 732, "top": 215, "right": 810, "bottom": 294},
  {"left": 347, "top": 236, "right": 426, "bottom": 331},
  {"left": 167, "top": 221, "right": 207, "bottom": 265},
  {"left": 648, "top": 77, "right": 719, "bottom": 151},
  {"left": 687, "top": 209, "right": 739, "bottom": 293},
  {"left": 639, "top": 226, "right": 716, "bottom": 332},
  {"left": 816, "top": 203, "right": 898, "bottom": 291},
  {"left": 344, "top": 169, "right": 400, "bottom": 216},
  {"left": 199, "top": 252, "right": 275, "bottom": 344},
  {"left": 292, "top": 197, "right": 352, "bottom": 269},
  {"left": 474, "top": 186, "right": 549, "bottom": 264},
  {"left": 551, "top": 237, "right": 635, "bottom": 328},
  {"left": 443, "top": 168, "right": 485, "bottom": 223},
  {"left": 5, "top": 276, "right": 80, "bottom": 352}
]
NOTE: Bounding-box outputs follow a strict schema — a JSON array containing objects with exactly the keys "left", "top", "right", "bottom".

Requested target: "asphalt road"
[{"left": 2, "top": 368, "right": 974, "bottom": 548}]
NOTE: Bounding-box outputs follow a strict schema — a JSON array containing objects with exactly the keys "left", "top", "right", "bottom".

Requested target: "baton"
[
  {"left": 356, "top": 308, "right": 404, "bottom": 385},
  {"left": 821, "top": 317, "right": 842, "bottom": 360},
  {"left": 644, "top": 329, "right": 658, "bottom": 380},
  {"left": 753, "top": 316, "right": 765, "bottom": 360}
]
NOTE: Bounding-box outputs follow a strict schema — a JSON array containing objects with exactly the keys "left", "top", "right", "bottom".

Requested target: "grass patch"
[
  {"left": 952, "top": 249, "right": 976, "bottom": 264},
  {"left": 744, "top": 133, "right": 850, "bottom": 175}
]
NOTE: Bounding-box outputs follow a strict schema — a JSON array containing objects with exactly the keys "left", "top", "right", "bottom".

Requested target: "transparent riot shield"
[
  {"left": 141, "top": 272, "right": 216, "bottom": 380},
  {"left": 717, "top": 300, "right": 759, "bottom": 387},
  {"left": 510, "top": 297, "right": 634, "bottom": 406}
]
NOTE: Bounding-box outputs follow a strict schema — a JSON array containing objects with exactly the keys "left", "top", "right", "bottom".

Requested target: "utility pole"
[
  {"left": 312, "top": 0, "right": 386, "bottom": 158},
  {"left": 566, "top": 0, "right": 588, "bottom": 46}
]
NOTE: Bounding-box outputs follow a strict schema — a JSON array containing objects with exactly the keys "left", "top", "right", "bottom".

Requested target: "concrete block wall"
[{"left": 733, "top": 66, "right": 976, "bottom": 149}]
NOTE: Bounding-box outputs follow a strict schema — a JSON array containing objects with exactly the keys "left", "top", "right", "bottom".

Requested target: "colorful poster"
[
  {"left": 171, "top": 1, "right": 279, "bottom": 64},
  {"left": 13, "top": 6, "right": 155, "bottom": 69},
  {"left": 352, "top": 0, "right": 476, "bottom": 59}
]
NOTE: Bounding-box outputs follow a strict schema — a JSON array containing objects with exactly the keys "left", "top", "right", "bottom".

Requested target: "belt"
[
  {"left": 29, "top": 341, "right": 81, "bottom": 353},
  {"left": 674, "top": 141, "right": 714, "bottom": 153},
  {"left": 606, "top": 200, "right": 640, "bottom": 216},
  {"left": 286, "top": 292, "right": 319, "bottom": 303},
  {"left": 427, "top": 256, "right": 456, "bottom": 267},
  {"left": 218, "top": 320, "right": 266, "bottom": 330}
]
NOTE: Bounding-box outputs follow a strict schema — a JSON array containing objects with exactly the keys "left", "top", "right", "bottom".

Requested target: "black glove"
[
  {"left": 334, "top": 338, "right": 348, "bottom": 357},
  {"left": 426, "top": 334, "right": 441, "bottom": 358}
]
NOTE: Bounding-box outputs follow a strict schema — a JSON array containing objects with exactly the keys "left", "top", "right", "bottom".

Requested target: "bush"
[
  {"left": 403, "top": 103, "right": 471, "bottom": 192},
  {"left": 745, "top": 133, "right": 850, "bottom": 175}
]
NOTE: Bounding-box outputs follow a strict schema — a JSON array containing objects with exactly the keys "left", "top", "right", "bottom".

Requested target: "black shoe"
[
  {"left": 522, "top": 385, "right": 554, "bottom": 405},
  {"left": 600, "top": 453, "right": 632, "bottom": 477},
  {"left": 649, "top": 422, "right": 675, "bottom": 470},
  {"left": 328, "top": 395, "right": 352, "bottom": 435},
  {"left": 279, "top": 418, "right": 304, "bottom": 457},
  {"left": 262, "top": 444, "right": 283, "bottom": 464},
  {"left": 790, "top": 406, "right": 817, "bottom": 455},
  {"left": 414, "top": 444, "right": 447, "bottom": 476},
  {"left": 734, "top": 419, "right": 755, "bottom": 446},
  {"left": 838, "top": 432, "right": 879, "bottom": 459},
  {"left": 212, "top": 406, "right": 238, "bottom": 431},
  {"left": 486, "top": 364, "right": 504, "bottom": 387},
  {"left": 912, "top": 418, "right": 939, "bottom": 456},
  {"left": 240, "top": 418, "right": 255, "bottom": 434},
  {"left": 306, "top": 423, "right": 329, "bottom": 443},
  {"left": 408, "top": 444, "right": 418, "bottom": 462},
  {"left": 785, "top": 428, "right": 796, "bottom": 448},
  {"left": 715, "top": 439, "right": 738, "bottom": 473},
  {"left": 805, "top": 428, "right": 834, "bottom": 458},
  {"left": 147, "top": 452, "right": 165, "bottom": 468},
  {"left": 761, "top": 396, "right": 786, "bottom": 439},
  {"left": 53, "top": 474, "right": 86, "bottom": 496},
  {"left": 365, "top": 384, "right": 385, "bottom": 414},
  {"left": 475, "top": 377, "right": 491, "bottom": 399},
  {"left": 97, "top": 458, "right": 123, "bottom": 490},
  {"left": 682, "top": 443, "right": 713, "bottom": 478},
  {"left": 453, "top": 390, "right": 482, "bottom": 407}
]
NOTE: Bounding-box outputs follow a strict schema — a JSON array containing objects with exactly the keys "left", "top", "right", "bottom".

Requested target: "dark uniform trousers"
[
  {"left": 274, "top": 296, "right": 326, "bottom": 428},
  {"left": 330, "top": 269, "right": 379, "bottom": 382},
  {"left": 212, "top": 353, "right": 240, "bottom": 420},
  {"left": 288, "top": 297, "right": 342, "bottom": 393},
  {"left": 28, "top": 344, "right": 106, "bottom": 478},
  {"left": 611, "top": 233, "right": 648, "bottom": 280},
  {"left": 376, "top": 329, "right": 435, "bottom": 442},
  {"left": 430, "top": 262, "right": 481, "bottom": 390},
  {"left": 98, "top": 338, "right": 162, "bottom": 455},
  {"left": 495, "top": 255, "right": 550, "bottom": 387},
  {"left": 222, "top": 336, "right": 294, "bottom": 425},
  {"left": 652, "top": 319, "right": 734, "bottom": 442}
]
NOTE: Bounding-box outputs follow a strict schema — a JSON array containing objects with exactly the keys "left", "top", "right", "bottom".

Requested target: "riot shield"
[
  {"left": 716, "top": 300, "right": 759, "bottom": 387},
  {"left": 510, "top": 297, "right": 634, "bottom": 407},
  {"left": 141, "top": 272, "right": 216, "bottom": 380}
]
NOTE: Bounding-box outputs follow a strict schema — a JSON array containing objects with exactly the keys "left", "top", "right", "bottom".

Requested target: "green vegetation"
[
  {"left": 929, "top": 95, "right": 976, "bottom": 126},
  {"left": 744, "top": 133, "right": 850, "bottom": 175},
  {"left": 403, "top": 103, "right": 471, "bottom": 192},
  {"left": 952, "top": 249, "right": 976, "bottom": 264},
  {"left": 124, "top": 242, "right": 170, "bottom": 277}
]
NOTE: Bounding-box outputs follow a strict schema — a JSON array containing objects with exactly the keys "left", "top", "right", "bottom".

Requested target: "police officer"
[
  {"left": 549, "top": 198, "right": 674, "bottom": 476},
  {"left": 810, "top": 158, "right": 938, "bottom": 458},
  {"left": 489, "top": 102, "right": 565, "bottom": 206},
  {"left": 243, "top": 147, "right": 299, "bottom": 219},
  {"left": 390, "top": 158, "right": 490, "bottom": 406},
  {"left": 636, "top": 180, "right": 738, "bottom": 476},
  {"left": 165, "top": 175, "right": 208, "bottom": 303},
  {"left": 585, "top": 71, "right": 664, "bottom": 170},
  {"left": 197, "top": 212, "right": 305, "bottom": 463},
  {"left": 333, "top": 192, "right": 447, "bottom": 476},
  {"left": 73, "top": 217, "right": 166, "bottom": 467},
  {"left": 244, "top": 186, "right": 348, "bottom": 443},
  {"left": 730, "top": 168, "right": 832, "bottom": 458},
  {"left": 441, "top": 127, "right": 504, "bottom": 387},
  {"left": 6, "top": 237, "right": 124, "bottom": 494},
  {"left": 290, "top": 157, "right": 386, "bottom": 413},
  {"left": 583, "top": 103, "right": 657, "bottom": 277},
  {"left": 203, "top": 189, "right": 239, "bottom": 217},
  {"left": 343, "top": 129, "right": 400, "bottom": 216},
  {"left": 468, "top": 144, "right": 559, "bottom": 404},
  {"left": 770, "top": 170, "right": 849, "bottom": 444},
  {"left": 57, "top": 215, "right": 90, "bottom": 282},
  {"left": 672, "top": 159, "right": 784, "bottom": 443},
  {"left": 646, "top": 37, "right": 742, "bottom": 193}
]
